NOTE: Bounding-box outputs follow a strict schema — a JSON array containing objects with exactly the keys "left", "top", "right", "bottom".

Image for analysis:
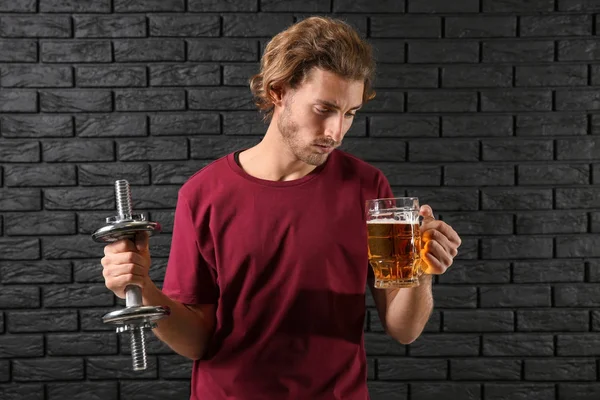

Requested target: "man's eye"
[
  {"left": 316, "top": 108, "right": 328, "bottom": 114},
  {"left": 345, "top": 113, "right": 356, "bottom": 118}
]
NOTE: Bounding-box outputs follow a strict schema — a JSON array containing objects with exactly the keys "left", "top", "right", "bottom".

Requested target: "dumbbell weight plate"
[{"left": 92, "top": 220, "right": 161, "bottom": 243}]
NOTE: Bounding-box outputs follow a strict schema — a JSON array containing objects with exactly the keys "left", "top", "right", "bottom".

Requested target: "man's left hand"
[{"left": 419, "top": 204, "right": 461, "bottom": 274}]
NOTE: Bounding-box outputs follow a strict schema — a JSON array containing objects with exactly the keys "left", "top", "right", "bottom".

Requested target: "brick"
[
  {"left": 407, "top": 91, "right": 476, "bottom": 112},
  {"left": 262, "top": 0, "right": 329, "bottom": 11},
  {"left": 558, "top": 284, "right": 600, "bottom": 307},
  {"left": 115, "top": 89, "right": 185, "bottom": 111},
  {"left": 408, "top": 41, "right": 478, "bottom": 63},
  {"left": 189, "top": 88, "right": 255, "bottom": 110},
  {"left": 41, "top": 40, "right": 111, "bottom": 63},
  {"left": 5, "top": 165, "right": 76, "bottom": 187},
  {"left": 360, "top": 91, "right": 404, "bottom": 113},
  {"left": 483, "top": 0, "right": 554, "bottom": 11},
  {"left": 589, "top": 259, "right": 600, "bottom": 281},
  {"left": 438, "top": 261, "right": 510, "bottom": 284},
  {"left": 0, "top": 15, "right": 70, "bottom": 37},
  {"left": 372, "top": 163, "right": 441, "bottom": 186},
  {"left": 482, "top": 237, "right": 553, "bottom": 259},
  {"left": 0, "top": 384, "right": 44, "bottom": 400},
  {"left": 409, "top": 188, "right": 479, "bottom": 211},
  {"left": 0, "top": 286, "right": 39, "bottom": 308},
  {"left": 483, "top": 41, "right": 554, "bottom": 62},
  {"left": 150, "top": 113, "right": 219, "bottom": 135},
  {"left": 118, "top": 138, "right": 187, "bottom": 161},
  {"left": 590, "top": 65, "right": 600, "bottom": 85},
  {"left": 453, "top": 238, "right": 478, "bottom": 260},
  {"left": 518, "top": 164, "right": 590, "bottom": 185},
  {"left": 376, "top": 65, "right": 438, "bottom": 88},
  {"left": 7, "top": 310, "right": 77, "bottom": 332},
  {"left": 114, "top": 39, "right": 185, "bottom": 62},
  {"left": 0, "top": 239, "right": 39, "bottom": 260},
  {"left": 439, "top": 212, "right": 513, "bottom": 235},
  {"left": 521, "top": 15, "right": 592, "bottom": 37},
  {"left": 557, "top": 235, "right": 600, "bottom": 258},
  {"left": 76, "top": 66, "right": 146, "bottom": 87},
  {"left": 442, "top": 65, "right": 511, "bottom": 88},
  {"left": 128, "top": 187, "right": 178, "bottom": 210},
  {"left": 558, "top": 40, "right": 600, "bottom": 61},
  {"left": 74, "top": 15, "right": 146, "bottom": 38},
  {"left": 1, "top": 115, "right": 72, "bottom": 138},
  {"left": 485, "top": 384, "right": 555, "bottom": 400},
  {"left": 557, "top": 334, "right": 600, "bottom": 356},
  {"left": 370, "top": 116, "right": 438, "bottom": 138},
  {"left": 0, "top": 335, "right": 43, "bottom": 357},
  {"left": 484, "top": 334, "right": 554, "bottom": 356},
  {"left": 451, "top": 359, "right": 521, "bottom": 380},
  {"left": 1, "top": 65, "right": 72, "bottom": 88},
  {"left": 432, "top": 286, "right": 477, "bottom": 309},
  {"left": 556, "top": 89, "right": 600, "bottom": 110},
  {"left": 408, "top": 0, "right": 478, "bottom": 12},
  {"left": 72, "top": 259, "right": 104, "bottom": 281},
  {"left": 370, "top": 40, "right": 405, "bottom": 63},
  {"left": 483, "top": 139, "right": 552, "bottom": 161},
  {"left": 188, "top": 39, "right": 258, "bottom": 62},
  {"left": 444, "top": 310, "right": 514, "bottom": 332},
  {"left": 47, "top": 382, "right": 118, "bottom": 400},
  {"left": 149, "top": 64, "right": 219, "bottom": 86},
  {"left": 42, "top": 235, "right": 104, "bottom": 259},
  {"left": 371, "top": 16, "right": 440, "bottom": 38},
  {"left": 0, "top": 189, "right": 41, "bottom": 211},
  {"left": 6, "top": 212, "right": 75, "bottom": 236},
  {"left": 43, "top": 285, "right": 112, "bottom": 307},
  {"left": 445, "top": 164, "right": 514, "bottom": 186},
  {"left": 79, "top": 308, "right": 119, "bottom": 331},
  {"left": 364, "top": 333, "right": 407, "bottom": 355},
  {"left": 557, "top": 188, "right": 600, "bottom": 209},
  {"left": 516, "top": 113, "right": 587, "bottom": 136},
  {"left": 150, "top": 15, "right": 219, "bottom": 37},
  {"left": 592, "top": 213, "right": 600, "bottom": 232},
  {"left": 40, "top": 90, "right": 112, "bottom": 113},
  {"left": 79, "top": 164, "right": 150, "bottom": 186},
  {"left": 514, "top": 259, "right": 585, "bottom": 283},
  {"left": 44, "top": 188, "right": 113, "bottom": 210},
  {"left": 0, "top": 260, "right": 71, "bottom": 283},
  {"left": 190, "top": 137, "right": 258, "bottom": 159},
  {"left": 411, "top": 383, "right": 480, "bottom": 400},
  {"left": 379, "top": 358, "right": 446, "bottom": 380},
  {"left": 525, "top": 359, "right": 596, "bottom": 381},
  {"left": 333, "top": 0, "right": 403, "bottom": 12},
  {"left": 559, "top": 0, "right": 600, "bottom": 10},
  {"left": 223, "top": 14, "right": 293, "bottom": 37},
  {"left": 340, "top": 138, "right": 406, "bottom": 162},
  {"left": 445, "top": 16, "right": 515, "bottom": 38},
  {"left": 442, "top": 115, "right": 511, "bottom": 137},
  {"left": 516, "top": 65, "right": 587, "bottom": 87},
  {"left": 0, "top": 90, "right": 37, "bottom": 112},
  {"left": 0, "top": 0, "right": 36, "bottom": 12},
  {"left": 87, "top": 356, "right": 157, "bottom": 379},
  {"left": 0, "top": 360, "right": 7, "bottom": 381},
  {"left": 40, "top": 0, "right": 110, "bottom": 12},
  {"left": 158, "top": 355, "right": 193, "bottom": 379},
  {"left": 558, "top": 384, "right": 600, "bottom": 400},
  {"left": 47, "top": 333, "right": 118, "bottom": 356},
  {"left": 558, "top": 138, "right": 600, "bottom": 160},
  {"left": 0, "top": 39, "right": 36, "bottom": 62},
  {"left": 481, "top": 285, "right": 551, "bottom": 307},
  {"left": 518, "top": 310, "right": 589, "bottom": 332},
  {"left": 409, "top": 334, "right": 480, "bottom": 356},
  {"left": 223, "top": 63, "right": 259, "bottom": 86},
  {"left": 115, "top": 0, "right": 184, "bottom": 11},
  {"left": 0, "top": 140, "right": 39, "bottom": 162},
  {"left": 13, "top": 359, "right": 84, "bottom": 381},
  {"left": 121, "top": 381, "right": 190, "bottom": 400},
  {"left": 149, "top": 212, "right": 174, "bottom": 233},
  {"left": 516, "top": 211, "right": 587, "bottom": 235},
  {"left": 42, "top": 139, "right": 113, "bottom": 162},
  {"left": 409, "top": 139, "right": 478, "bottom": 162},
  {"left": 188, "top": 0, "right": 255, "bottom": 11},
  {"left": 481, "top": 90, "right": 551, "bottom": 112},
  {"left": 76, "top": 114, "right": 147, "bottom": 137}
]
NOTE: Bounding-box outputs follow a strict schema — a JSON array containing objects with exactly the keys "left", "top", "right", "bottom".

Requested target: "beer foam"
[{"left": 367, "top": 218, "right": 417, "bottom": 224}]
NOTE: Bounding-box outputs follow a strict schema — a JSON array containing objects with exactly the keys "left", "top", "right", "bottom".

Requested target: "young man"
[{"left": 101, "top": 16, "right": 461, "bottom": 399}]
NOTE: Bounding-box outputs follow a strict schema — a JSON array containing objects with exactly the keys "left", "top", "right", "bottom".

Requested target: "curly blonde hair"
[{"left": 250, "top": 16, "right": 376, "bottom": 121}]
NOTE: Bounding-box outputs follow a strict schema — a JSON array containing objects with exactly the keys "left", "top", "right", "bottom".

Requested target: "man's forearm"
[
  {"left": 142, "top": 282, "right": 214, "bottom": 360},
  {"left": 384, "top": 274, "right": 434, "bottom": 344}
]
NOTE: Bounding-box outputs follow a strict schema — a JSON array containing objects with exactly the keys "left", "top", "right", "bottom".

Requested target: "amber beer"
[{"left": 366, "top": 197, "right": 422, "bottom": 288}]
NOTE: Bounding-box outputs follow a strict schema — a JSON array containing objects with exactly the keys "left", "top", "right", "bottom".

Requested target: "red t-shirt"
[{"left": 162, "top": 149, "right": 394, "bottom": 400}]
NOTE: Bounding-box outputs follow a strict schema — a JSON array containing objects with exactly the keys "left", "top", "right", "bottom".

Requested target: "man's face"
[{"left": 275, "top": 68, "right": 364, "bottom": 166}]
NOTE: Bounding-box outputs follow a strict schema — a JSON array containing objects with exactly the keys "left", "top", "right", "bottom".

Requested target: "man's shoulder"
[
  {"left": 179, "top": 153, "right": 233, "bottom": 198},
  {"left": 333, "top": 149, "right": 385, "bottom": 178}
]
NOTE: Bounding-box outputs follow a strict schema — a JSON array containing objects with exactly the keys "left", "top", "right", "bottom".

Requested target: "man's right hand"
[{"left": 101, "top": 231, "right": 153, "bottom": 299}]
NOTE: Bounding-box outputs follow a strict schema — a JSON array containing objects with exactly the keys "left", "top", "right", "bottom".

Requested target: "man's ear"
[{"left": 269, "top": 83, "right": 287, "bottom": 107}]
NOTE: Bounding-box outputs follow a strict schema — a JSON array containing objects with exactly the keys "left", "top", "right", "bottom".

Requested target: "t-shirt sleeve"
[
  {"left": 376, "top": 170, "right": 395, "bottom": 199},
  {"left": 161, "top": 192, "right": 218, "bottom": 305}
]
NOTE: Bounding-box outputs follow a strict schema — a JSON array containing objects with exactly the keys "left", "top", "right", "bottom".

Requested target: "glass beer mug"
[{"left": 366, "top": 197, "right": 423, "bottom": 288}]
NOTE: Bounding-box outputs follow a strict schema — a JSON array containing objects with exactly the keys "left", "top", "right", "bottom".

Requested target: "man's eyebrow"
[{"left": 316, "top": 99, "right": 362, "bottom": 110}]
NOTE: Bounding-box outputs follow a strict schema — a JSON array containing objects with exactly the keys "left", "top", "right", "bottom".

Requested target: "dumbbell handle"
[{"left": 126, "top": 285, "right": 143, "bottom": 308}]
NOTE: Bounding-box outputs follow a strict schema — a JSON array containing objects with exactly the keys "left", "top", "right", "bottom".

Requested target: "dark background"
[{"left": 0, "top": 0, "right": 599, "bottom": 399}]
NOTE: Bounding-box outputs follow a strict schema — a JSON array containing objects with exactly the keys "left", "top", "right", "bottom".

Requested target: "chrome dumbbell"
[{"left": 92, "top": 179, "right": 170, "bottom": 371}]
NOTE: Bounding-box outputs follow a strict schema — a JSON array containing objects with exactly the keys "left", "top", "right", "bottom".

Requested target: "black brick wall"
[{"left": 0, "top": 0, "right": 598, "bottom": 399}]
